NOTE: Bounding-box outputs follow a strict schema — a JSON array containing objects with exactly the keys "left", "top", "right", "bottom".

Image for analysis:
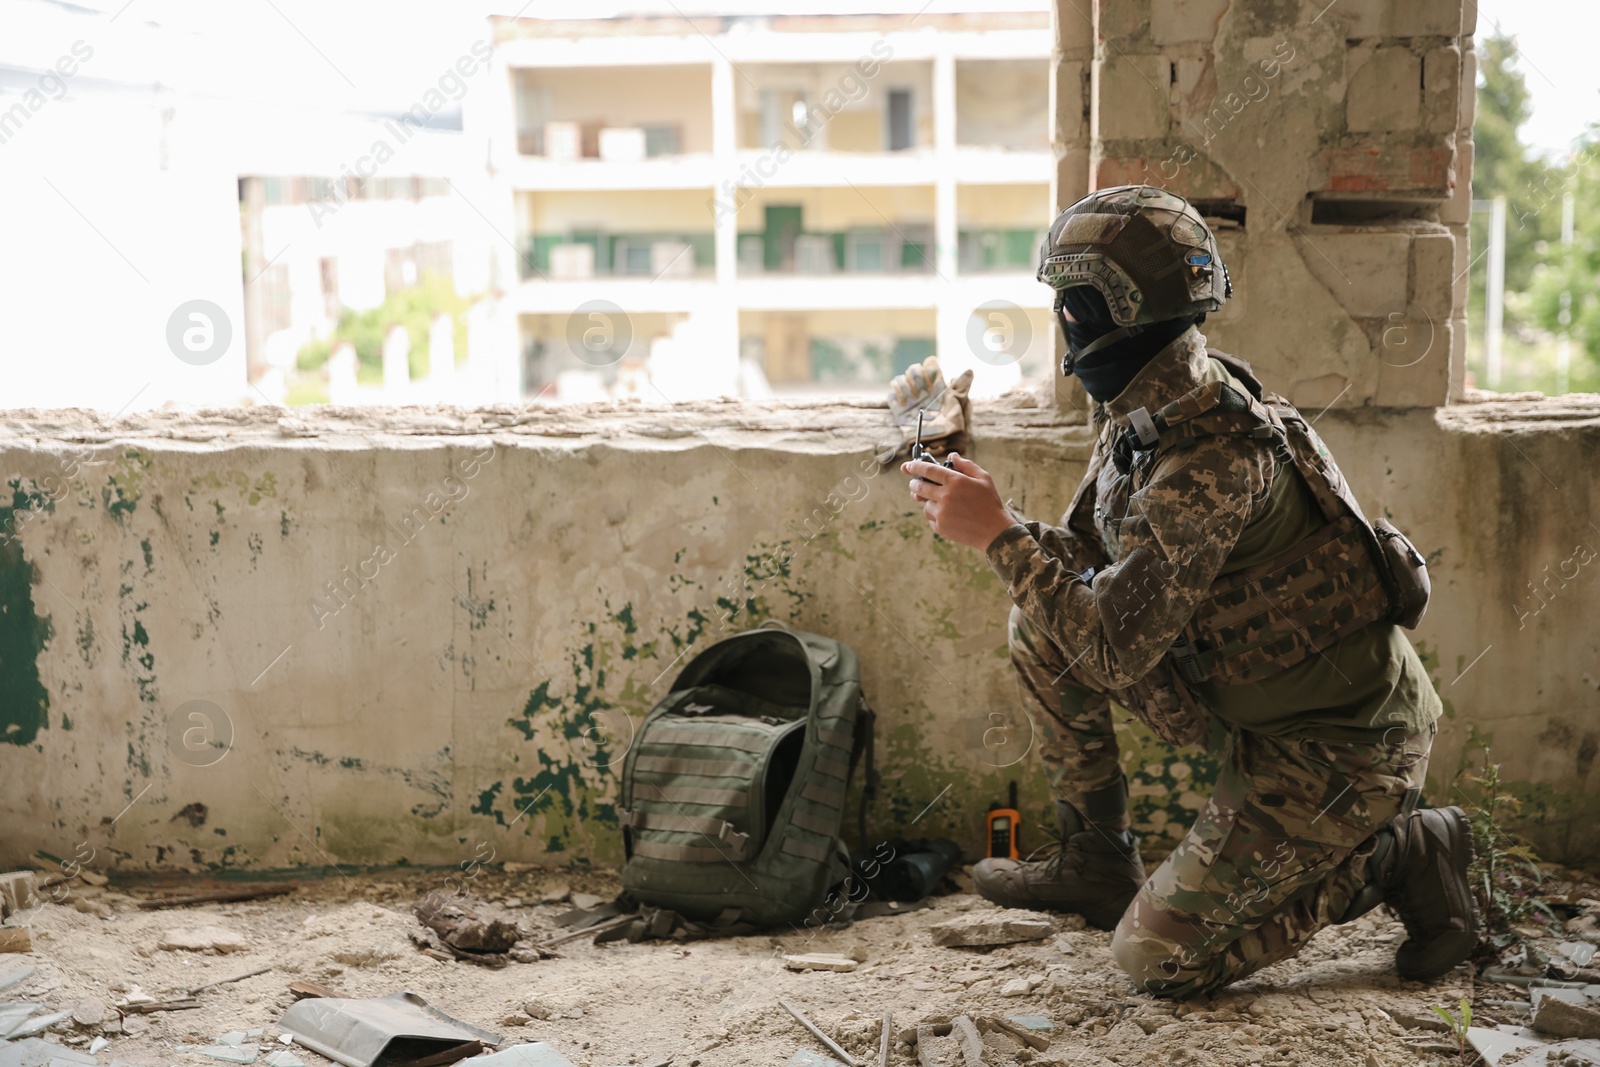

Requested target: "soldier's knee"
[{"left": 1111, "top": 913, "right": 1209, "bottom": 999}]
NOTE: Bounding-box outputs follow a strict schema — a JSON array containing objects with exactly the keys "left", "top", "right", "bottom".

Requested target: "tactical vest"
[{"left": 1112, "top": 351, "right": 1431, "bottom": 688}]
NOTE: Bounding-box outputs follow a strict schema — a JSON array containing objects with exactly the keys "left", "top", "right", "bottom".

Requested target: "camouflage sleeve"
[
  {"left": 985, "top": 436, "right": 1274, "bottom": 691},
  {"left": 1001, "top": 511, "right": 1110, "bottom": 576}
]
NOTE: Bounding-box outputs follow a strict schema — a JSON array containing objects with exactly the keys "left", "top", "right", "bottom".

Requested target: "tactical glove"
[{"left": 885, "top": 356, "right": 973, "bottom": 463}]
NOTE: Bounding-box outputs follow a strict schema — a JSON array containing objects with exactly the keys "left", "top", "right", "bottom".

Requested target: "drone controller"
[{"left": 910, "top": 410, "right": 957, "bottom": 472}]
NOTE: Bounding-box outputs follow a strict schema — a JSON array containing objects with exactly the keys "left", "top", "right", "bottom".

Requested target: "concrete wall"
[{"left": 2, "top": 394, "right": 1597, "bottom": 874}]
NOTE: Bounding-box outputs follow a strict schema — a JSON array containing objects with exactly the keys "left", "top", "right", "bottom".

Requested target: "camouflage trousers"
[{"left": 1009, "top": 606, "right": 1434, "bottom": 998}]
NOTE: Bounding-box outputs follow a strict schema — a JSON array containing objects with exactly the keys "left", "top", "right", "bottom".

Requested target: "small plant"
[
  {"left": 1453, "top": 738, "right": 1553, "bottom": 949},
  {"left": 1430, "top": 997, "right": 1472, "bottom": 1060}
]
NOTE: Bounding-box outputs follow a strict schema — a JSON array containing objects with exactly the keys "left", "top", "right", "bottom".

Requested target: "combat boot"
[
  {"left": 972, "top": 778, "right": 1145, "bottom": 930},
  {"left": 1339, "top": 805, "right": 1478, "bottom": 981}
]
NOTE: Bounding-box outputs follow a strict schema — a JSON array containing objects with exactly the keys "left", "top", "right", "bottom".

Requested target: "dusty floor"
[{"left": 0, "top": 866, "right": 1543, "bottom": 1067}]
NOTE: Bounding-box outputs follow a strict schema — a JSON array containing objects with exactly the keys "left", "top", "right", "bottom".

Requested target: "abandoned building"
[{"left": 2, "top": 0, "right": 1598, "bottom": 1065}]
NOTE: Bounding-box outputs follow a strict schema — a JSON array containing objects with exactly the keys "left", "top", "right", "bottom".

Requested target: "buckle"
[{"left": 1127, "top": 407, "right": 1160, "bottom": 448}]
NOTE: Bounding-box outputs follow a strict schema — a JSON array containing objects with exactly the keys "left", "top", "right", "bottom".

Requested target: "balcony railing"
[
  {"left": 518, "top": 233, "right": 714, "bottom": 281},
  {"left": 737, "top": 229, "right": 936, "bottom": 276},
  {"left": 957, "top": 228, "right": 1045, "bottom": 273}
]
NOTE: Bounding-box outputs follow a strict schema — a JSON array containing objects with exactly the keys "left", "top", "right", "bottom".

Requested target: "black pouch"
[{"left": 1372, "top": 518, "right": 1431, "bottom": 629}]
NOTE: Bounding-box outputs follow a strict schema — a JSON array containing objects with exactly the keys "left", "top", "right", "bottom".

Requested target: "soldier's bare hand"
[{"left": 902, "top": 453, "right": 1014, "bottom": 552}]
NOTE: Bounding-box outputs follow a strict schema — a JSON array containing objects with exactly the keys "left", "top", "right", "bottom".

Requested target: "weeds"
[
  {"left": 1453, "top": 740, "right": 1553, "bottom": 950},
  {"left": 1430, "top": 998, "right": 1472, "bottom": 1060}
]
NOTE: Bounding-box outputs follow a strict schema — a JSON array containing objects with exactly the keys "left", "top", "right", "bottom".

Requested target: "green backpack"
[{"left": 618, "top": 623, "right": 876, "bottom": 929}]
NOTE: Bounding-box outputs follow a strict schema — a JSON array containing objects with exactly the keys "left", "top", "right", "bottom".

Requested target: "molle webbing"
[
  {"left": 1177, "top": 516, "right": 1390, "bottom": 684},
  {"left": 1127, "top": 372, "right": 1396, "bottom": 687},
  {"left": 617, "top": 625, "right": 878, "bottom": 929}
]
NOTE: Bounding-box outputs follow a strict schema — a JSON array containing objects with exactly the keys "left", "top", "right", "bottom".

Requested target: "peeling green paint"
[{"left": 0, "top": 487, "right": 52, "bottom": 746}]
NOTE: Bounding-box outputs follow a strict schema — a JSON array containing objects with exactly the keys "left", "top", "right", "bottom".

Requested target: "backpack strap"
[{"left": 849, "top": 696, "right": 879, "bottom": 848}]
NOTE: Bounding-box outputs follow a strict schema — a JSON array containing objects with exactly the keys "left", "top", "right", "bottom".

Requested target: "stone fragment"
[
  {"left": 783, "top": 954, "right": 858, "bottom": 973},
  {"left": 1533, "top": 990, "right": 1600, "bottom": 1040},
  {"left": 157, "top": 926, "right": 250, "bottom": 953},
  {"left": 538, "top": 885, "right": 570, "bottom": 905},
  {"left": 413, "top": 893, "right": 520, "bottom": 954},
  {"left": 0, "top": 928, "right": 33, "bottom": 954},
  {"left": 0, "top": 874, "right": 39, "bottom": 918},
  {"left": 930, "top": 910, "right": 1053, "bottom": 948},
  {"left": 88, "top": 1037, "right": 109, "bottom": 1055},
  {"left": 569, "top": 893, "right": 604, "bottom": 911},
  {"left": 949, "top": 1016, "right": 984, "bottom": 1067},
  {"left": 1000, "top": 978, "right": 1031, "bottom": 997},
  {"left": 69, "top": 1000, "right": 105, "bottom": 1027},
  {"left": 1562, "top": 942, "right": 1600, "bottom": 967}
]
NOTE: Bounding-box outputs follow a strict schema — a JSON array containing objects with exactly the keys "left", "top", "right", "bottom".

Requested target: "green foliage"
[
  {"left": 1526, "top": 128, "right": 1600, "bottom": 369},
  {"left": 1471, "top": 34, "right": 1560, "bottom": 295},
  {"left": 1429, "top": 998, "right": 1472, "bottom": 1058},
  {"left": 1453, "top": 736, "right": 1552, "bottom": 950},
  {"left": 1467, "top": 32, "right": 1600, "bottom": 391},
  {"left": 295, "top": 274, "right": 472, "bottom": 381}
]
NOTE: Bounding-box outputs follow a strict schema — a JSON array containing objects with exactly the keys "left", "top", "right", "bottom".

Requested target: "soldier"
[{"left": 900, "top": 185, "right": 1476, "bottom": 998}]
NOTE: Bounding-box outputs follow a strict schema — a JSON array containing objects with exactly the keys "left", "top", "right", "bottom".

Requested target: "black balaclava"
[{"left": 1062, "top": 285, "right": 1197, "bottom": 403}]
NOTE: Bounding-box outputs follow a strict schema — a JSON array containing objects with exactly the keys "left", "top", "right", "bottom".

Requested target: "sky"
[
  {"left": 6, "top": 0, "right": 1590, "bottom": 155},
  {"left": 1470, "top": 0, "right": 1599, "bottom": 158}
]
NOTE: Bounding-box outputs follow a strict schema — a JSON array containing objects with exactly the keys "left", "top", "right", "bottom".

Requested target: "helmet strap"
[{"left": 1055, "top": 292, "right": 1149, "bottom": 378}]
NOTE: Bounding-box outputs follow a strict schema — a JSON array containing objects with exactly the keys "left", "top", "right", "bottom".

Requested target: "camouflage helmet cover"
[{"left": 1038, "top": 184, "right": 1231, "bottom": 327}]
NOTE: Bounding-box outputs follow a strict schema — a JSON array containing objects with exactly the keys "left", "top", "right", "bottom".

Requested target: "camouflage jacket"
[{"left": 986, "top": 327, "right": 1276, "bottom": 695}]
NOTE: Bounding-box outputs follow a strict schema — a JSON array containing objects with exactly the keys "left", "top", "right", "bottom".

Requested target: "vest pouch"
[{"left": 1372, "top": 517, "right": 1430, "bottom": 629}]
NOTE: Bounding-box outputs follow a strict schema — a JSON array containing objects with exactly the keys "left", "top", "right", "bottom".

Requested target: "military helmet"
[{"left": 1038, "top": 185, "right": 1231, "bottom": 356}]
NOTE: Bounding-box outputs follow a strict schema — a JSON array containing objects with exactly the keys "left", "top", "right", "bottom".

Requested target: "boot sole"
[{"left": 1397, "top": 805, "right": 1480, "bottom": 982}]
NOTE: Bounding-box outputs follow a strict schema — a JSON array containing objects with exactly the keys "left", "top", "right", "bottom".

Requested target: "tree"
[
  {"left": 1470, "top": 33, "right": 1560, "bottom": 304},
  {"left": 1527, "top": 125, "right": 1600, "bottom": 378}
]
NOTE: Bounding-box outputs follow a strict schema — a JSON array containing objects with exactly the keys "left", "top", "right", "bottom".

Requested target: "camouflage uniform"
[{"left": 987, "top": 326, "right": 1443, "bottom": 997}]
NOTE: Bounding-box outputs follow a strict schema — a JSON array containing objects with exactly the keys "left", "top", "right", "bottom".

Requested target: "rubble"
[
  {"left": 783, "top": 954, "right": 859, "bottom": 973},
  {"left": 928, "top": 910, "right": 1053, "bottom": 948},
  {"left": 0, "top": 875, "right": 40, "bottom": 919},
  {"left": 1534, "top": 989, "right": 1600, "bottom": 1040},
  {"left": 157, "top": 926, "right": 251, "bottom": 954},
  {"left": 413, "top": 895, "right": 520, "bottom": 954}
]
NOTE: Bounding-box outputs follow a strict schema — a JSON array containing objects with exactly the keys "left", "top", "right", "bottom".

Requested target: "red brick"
[{"left": 1313, "top": 141, "right": 1455, "bottom": 198}]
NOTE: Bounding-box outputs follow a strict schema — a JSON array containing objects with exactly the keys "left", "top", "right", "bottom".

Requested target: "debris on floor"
[
  {"left": 411, "top": 894, "right": 523, "bottom": 967},
  {"left": 0, "top": 876, "right": 39, "bottom": 920},
  {"left": 928, "top": 910, "right": 1054, "bottom": 948},
  {"left": 462, "top": 1044, "right": 575, "bottom": 1067},
  {"left": 1533, "top": 986, "right": 1600, "bottom": 1039},
  {"left": 783, "top": 954, "right": 859, "bottom": 974},
  {"left": 278, "top": 991, "right": 501, "bottom": 1067},
  {"left": 3, "top": 863, "right": 1599, "bottom": 1066},
  {"left": 157, "top": 925, "right": 252, "bottom": 954}
]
